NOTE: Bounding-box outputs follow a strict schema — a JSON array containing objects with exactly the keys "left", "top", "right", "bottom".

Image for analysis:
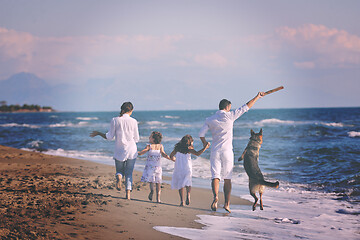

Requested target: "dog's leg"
[
  {"left": 259, "top": 192, "right": 264, "bottom": 210},
  {"left": 250, "top": 192, "right": 258, "bottom": 211}
]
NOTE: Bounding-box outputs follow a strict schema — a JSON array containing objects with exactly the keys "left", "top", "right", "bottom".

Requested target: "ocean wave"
[
  {"left": 49, "top": 121, "right": 89, "bottom": 128},
  {"left": 21, "top": 147, "right": 115, "bottom": 165},
  {"left": 348, "top": 131, "right": 360, "bottom": 137},
  {"left": 141, "top": 120, "right": 195, "bottom": 129},
  {"left": 27, "top": 140, "right": 44, "bottom": 148},
  {"left": 142, "top": 121, "right": 168, "bottom": 129},
  {"left": 319, "top": 122, "right": 345, "bottom": 127},
  {"left": 0, "top": 123, "right": 40, "bottom": 129},
  {"left": 254, "top": 118, "right": 351, "bottom": 128},
  {"left": 76, "top": 117, "right": 99, "bottom": 121},
  {"left": 146, "top": 120, "right": 166, "bottom": 126},
  {"left": 0, "top": 121, "right": 92, "bottom": 128},
  {"left": 162, "top": 115, "right": 180, "bottom": 119},
  {"left": 254, "top": 118, "right": 303, "bottom": 126},
  {"left": 173, "top": 123, "right": 192, "bottom": 128}
]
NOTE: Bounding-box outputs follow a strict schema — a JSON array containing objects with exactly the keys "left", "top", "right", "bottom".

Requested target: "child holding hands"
[
  {"left": 170, "top": 135, "right": 210, "bottom": 206},
  {"left": 138, "top": 131, "right": 173, "bottom": 203}
]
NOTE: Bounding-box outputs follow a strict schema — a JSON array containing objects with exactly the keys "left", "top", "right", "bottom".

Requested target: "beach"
[
  {"left": 0, "top": 109, "right": 359, "bottom": 239},
  {"left": 0, "top": 145, "right": 251, "bottom": 239}
]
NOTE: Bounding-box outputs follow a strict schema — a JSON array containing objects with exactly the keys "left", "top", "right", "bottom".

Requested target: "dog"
[{"left": 238, "top": 129, "right": 279, "bottom": 211}]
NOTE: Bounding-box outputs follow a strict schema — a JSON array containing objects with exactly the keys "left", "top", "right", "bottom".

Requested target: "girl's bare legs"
[
  {"left": 156, "top": 183, "right": 161, "bottom": 203},
  {"left": 179, "top": 188, "right": 185, "bottom": 206},
  {"left": 126, "top": 190, "right": 131, "bottom": 200},
  {"left": 186, "top": 186, "right": 191, "bottom": 205},
  {"left": 148, "top": 183, "right": 154, "bottom": 201}
]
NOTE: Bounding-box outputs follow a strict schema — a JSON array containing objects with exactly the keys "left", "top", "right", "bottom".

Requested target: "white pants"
[{"left": 210, "top": 150, "right": 234, "bottom": 180}]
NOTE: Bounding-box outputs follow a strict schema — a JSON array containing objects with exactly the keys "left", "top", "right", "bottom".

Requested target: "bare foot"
[
  {"left": 116, "top": 175, "right": 122, "bottom": 191},
  {"left": 252, "top": 203, "right": 257, "bottom": 211},
  {"left": 224, "top": 206, "right": 231, "bottom": 213},
  {"left": 126, "top": 190, "right": 131, "bottom": 200},
  {"left": 186, "top": 196, "right": 190, "bottom": 205},
  {"left": 211, "top": 197, "right": 218, "bottom": 211},
  {"left": 148, "top": 191, "right": 153, "bottom": 201}
]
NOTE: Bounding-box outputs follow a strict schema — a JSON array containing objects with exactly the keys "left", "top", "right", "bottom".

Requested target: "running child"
[
  {"left": 138, "top": 131, "right": 173, "bottom": 203},
  {"left": 170, "top": 135, "right": 210, "bottom": 206}
]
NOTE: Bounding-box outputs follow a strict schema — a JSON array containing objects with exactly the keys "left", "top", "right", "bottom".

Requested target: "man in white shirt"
[{"left": 199, "top": 92, "right": 264, "bottom": 212}]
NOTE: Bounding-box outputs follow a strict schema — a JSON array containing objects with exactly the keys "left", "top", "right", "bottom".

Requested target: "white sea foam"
[
  {"left": 254, "top": 118, "right": 297, "bottom": 126},
  {"left": 49, "top": 123, "right": 71, "bottom": 127},
  {"left": 253, "top": 118, "right": 352, "bottom": 129},
  {"left": 0, "top": 121, "right": 92, "bottom": 128},
  {"left": 38, "top": 148, "right": 114, "bottom": 165},
  {"left": 163, "top": 115, "right": 180, "bottom": 119},
  {"left": 76, "top": 117, "right": 99, "bottom": 121},
  {"left": 48, "top": 121, "right": 89, "bottom": 128},
  {"left": 156, "top": 161, "right": 359, "bottom": 239},
  {"left": 27, "top": 140, "right": 44, "bottom": 148},
  {"left": 144, "top": 121, "right": 168, "bottom": 129},
  {"left": 348, "top": 131, "right": 360, "bottom": 137},
  {"left": 142, "top": 120, "right": 203, "bottom": 129},
  {"left": 0, "top": 123, "right": 40, "bottom": 128},
  {"left": 147, "top": 121, "right": 166, "bottom": 125},
  {"left": 173, "top": 123, "right": 192, "bottom": 128},
  {"left": 156, "top": 181, "right": 359, "bottom": 239},
  {"left": 320, "top": 122, "right": 345, "bottom": 127}
]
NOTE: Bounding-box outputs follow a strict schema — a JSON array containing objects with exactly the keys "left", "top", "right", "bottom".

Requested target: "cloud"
[
  {"left": 275, "top": 24, "right": 360, "bottom": 69},
  {"left": 0, "top": 27, "right": 185, "bottom": 81},
  {"left": 293, "top": 61, "right": 315, "bottom": 69},
  {"left": 0, "top": 28, "right": 35, "bottom": 73},
  {"left": 194, "top": 52, "right": 228, "bottom": 68}
]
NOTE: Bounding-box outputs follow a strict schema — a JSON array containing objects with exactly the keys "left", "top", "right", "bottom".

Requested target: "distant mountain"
[{"left": 0, "top": 72, "right": 52, "bottom": 106}]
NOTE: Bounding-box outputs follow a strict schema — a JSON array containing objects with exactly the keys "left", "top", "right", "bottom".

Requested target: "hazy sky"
[{"left": 0, "top": 0, "right": 359, "bottom": 111}]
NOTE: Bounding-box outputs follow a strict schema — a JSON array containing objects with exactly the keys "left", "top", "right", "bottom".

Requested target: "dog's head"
[{"left": 250, "top": 129, "right": 263, "bottom": 144}]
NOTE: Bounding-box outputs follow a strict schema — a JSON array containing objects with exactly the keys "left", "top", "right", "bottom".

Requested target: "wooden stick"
[{"left": 263, "top": 86, "right": 284, "bottom": 96}]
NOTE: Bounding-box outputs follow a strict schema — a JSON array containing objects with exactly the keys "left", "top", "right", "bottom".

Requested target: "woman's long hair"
[
  {"left": 173, "top": 135, "right": 193, "bottom": 154},
  {"left": 120, "top": 102, "right": 134, "bottom": 116}
]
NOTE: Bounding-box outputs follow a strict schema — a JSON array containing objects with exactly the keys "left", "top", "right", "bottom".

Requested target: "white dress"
[
  {"left": 171, "top": 152, "right": 192, "bottom": 189},
  {"left": 141, "top": 148, "right": 162, "bottom": 183}
]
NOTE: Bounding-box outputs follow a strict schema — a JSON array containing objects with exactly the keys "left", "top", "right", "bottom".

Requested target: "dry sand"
[{"left": 0, "top": 145, "right": 251, "bottom": 239}]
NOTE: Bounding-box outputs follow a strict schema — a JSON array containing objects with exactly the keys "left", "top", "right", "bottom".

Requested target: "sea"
[{"left": 0, "top": 107, "right": 359, "bottom": 239}]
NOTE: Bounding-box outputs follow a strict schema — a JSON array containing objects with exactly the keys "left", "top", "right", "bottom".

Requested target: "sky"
[{"left": 0, "top": 0, "right": 359, "bottom": 111}]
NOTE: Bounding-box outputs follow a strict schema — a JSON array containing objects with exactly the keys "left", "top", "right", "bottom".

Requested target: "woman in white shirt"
[{"left": 90, "top": 102, "right": 139, "bottom": 200}]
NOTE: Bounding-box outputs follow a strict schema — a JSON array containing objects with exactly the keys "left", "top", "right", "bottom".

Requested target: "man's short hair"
[{"left": 219, "top": 99, "right": 231, "bottom": 110}]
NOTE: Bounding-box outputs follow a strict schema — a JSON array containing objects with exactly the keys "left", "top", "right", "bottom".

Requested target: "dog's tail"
[{"left": 261, "top": 180, "right": 279, "bottom": 188}]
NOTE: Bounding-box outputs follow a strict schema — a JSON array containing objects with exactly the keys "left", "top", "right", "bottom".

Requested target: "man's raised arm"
[{"left": 246, "top": 92, "right": 265, "bottom": 109}]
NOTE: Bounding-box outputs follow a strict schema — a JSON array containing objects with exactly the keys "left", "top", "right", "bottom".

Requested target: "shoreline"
[{"left": 0, "top": 145, "right": 251, "bottom": 239}]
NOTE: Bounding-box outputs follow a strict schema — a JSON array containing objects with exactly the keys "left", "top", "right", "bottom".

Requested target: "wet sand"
[{"left": 0, "top": 145, "right": 251, "bottom": 239}]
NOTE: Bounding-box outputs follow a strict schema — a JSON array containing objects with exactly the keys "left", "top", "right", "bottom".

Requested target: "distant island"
[{"left": 0, "top": 101, "right": 55, "bottom": 113}]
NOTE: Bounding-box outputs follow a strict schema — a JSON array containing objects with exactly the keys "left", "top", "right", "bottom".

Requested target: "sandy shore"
[{"left": 0, "top": 145, "right": 251, "bottom": 239}]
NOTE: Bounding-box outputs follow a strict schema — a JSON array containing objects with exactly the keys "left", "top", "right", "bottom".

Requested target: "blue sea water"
[{"left": 1, "top": 107, "right": 359, "bottom": 239}]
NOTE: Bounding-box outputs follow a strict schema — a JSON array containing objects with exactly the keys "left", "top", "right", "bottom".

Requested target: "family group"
[{"left": 90, "top": 91, "right": 264, "bottom": 212}]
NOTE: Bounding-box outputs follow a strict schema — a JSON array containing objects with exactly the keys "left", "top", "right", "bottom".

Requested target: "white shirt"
[
  {"left": 106, "top": 114, "right": 139, "bottom": 161},
  {"left": 199, "top": 104, "right": 249, "bottom": 152}
]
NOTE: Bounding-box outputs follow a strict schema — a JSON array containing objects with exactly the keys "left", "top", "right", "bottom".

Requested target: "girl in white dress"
[
  {"left": 170, "top": 135, "right": 210, "bottom": 206},
  {"left": 138, "top": 131, "right": 172, "bottom": 203}
]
